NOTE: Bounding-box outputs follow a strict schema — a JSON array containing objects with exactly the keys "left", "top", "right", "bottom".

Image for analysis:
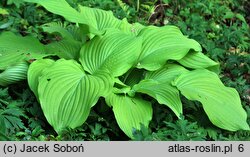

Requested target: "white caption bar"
[{"left": 0, "top": 141, "right": 249, "bottom": 157}]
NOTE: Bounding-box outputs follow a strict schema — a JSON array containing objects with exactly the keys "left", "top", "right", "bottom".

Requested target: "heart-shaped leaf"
[
  {"left": 38, "top": 59, "right": 113, "bottom": 133},
  {"left": 172, "top": 69, "right": 250, "bottom": 131}
]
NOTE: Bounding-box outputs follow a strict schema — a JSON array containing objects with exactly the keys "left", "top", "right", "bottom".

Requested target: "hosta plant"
[{"left": 0, "top": 0, "right": 249, "bottom": 139}]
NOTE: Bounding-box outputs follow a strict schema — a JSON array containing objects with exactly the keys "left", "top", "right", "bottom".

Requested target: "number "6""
[{"left": 238, "top": 144, "right": 244, "bottom": 152}]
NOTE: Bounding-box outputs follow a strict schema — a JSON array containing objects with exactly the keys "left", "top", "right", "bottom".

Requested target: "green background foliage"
[{"left": 0, "top": 0, "right": 250, "bottom": 141}]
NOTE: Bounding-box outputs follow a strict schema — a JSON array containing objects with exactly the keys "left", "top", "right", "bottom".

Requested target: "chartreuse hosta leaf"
[
  {"left": 106, "top": 93, "right": 152, "bottom": 139},
  {"left": 177, "top": 51, "right": 220, "bottom": 73},
  {"left": 24, "top": 0, "right": 122, "bottom": 34},
  {"left": 24, "top": 0, "right": 144, "bottom": 36},
  {"left": 0, "top": 62, "right": 29, "bottom": 87},
  {"left": 28, "top": 59, "right": 55, "bottom": 98},
  {"left": 0, "top": 32, "right": 51, "bottom": 70},
  {"left": 23, "top": 0, "right": 86, "bottom": 23},
  {"left": 136, "top": 26, "right": 202, "bottom": 71},
  {"left": 37, "top": 59, "right": 113, "bottom": 133},
  {"left": 133, "top": 64, "right": 188, "bottom": 117},
  {"left": 80, "top": 29, "right": 142, "bottom": 77},
  {"left": 172, "top": 69, "right": 250, "bottom": 131}
]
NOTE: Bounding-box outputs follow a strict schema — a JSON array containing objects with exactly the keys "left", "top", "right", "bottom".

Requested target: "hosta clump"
[{"left": 0, "top": 0, "right": 249, "bottom": 139}]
